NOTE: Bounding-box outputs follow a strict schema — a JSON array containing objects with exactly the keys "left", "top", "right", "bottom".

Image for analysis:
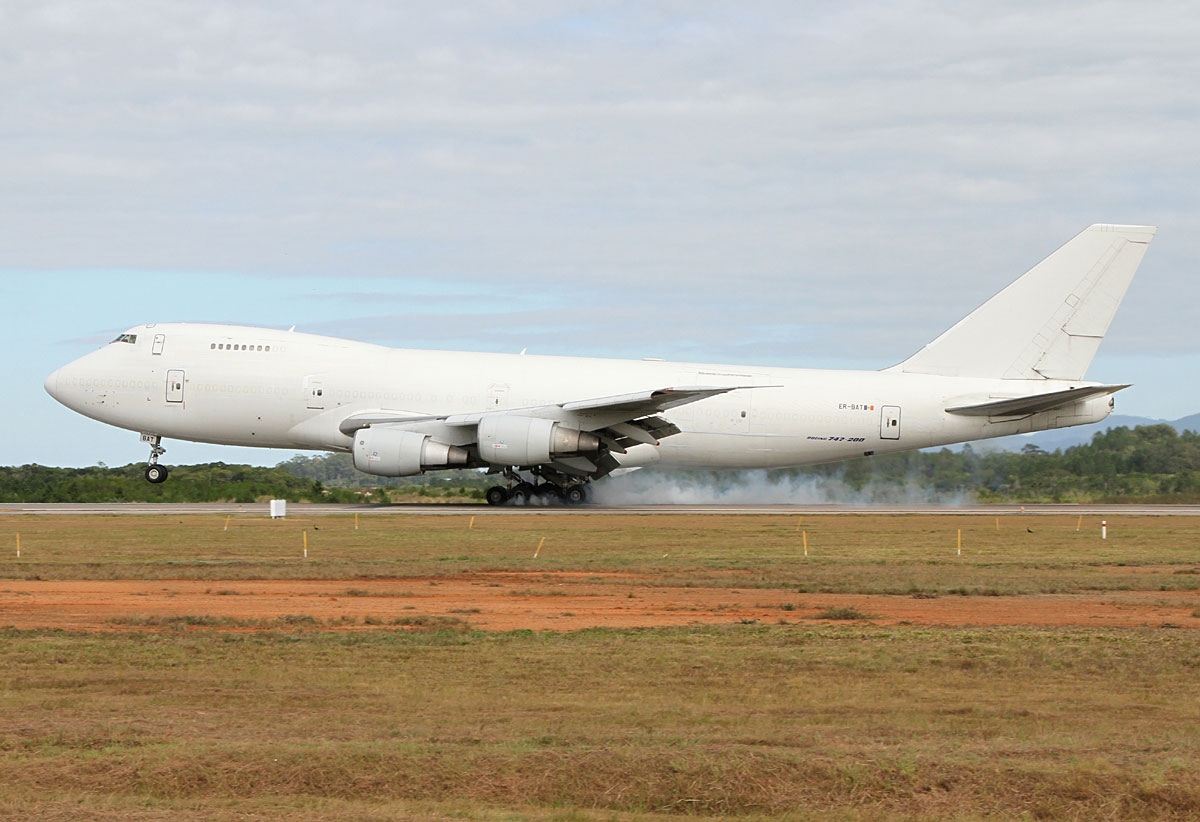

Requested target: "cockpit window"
[{"left": 111, "top": 334, "right": 138, "bottom": 344}]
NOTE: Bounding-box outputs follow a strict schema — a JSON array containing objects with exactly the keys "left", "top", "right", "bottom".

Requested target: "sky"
[{"left": 3, "top": 1, "right": 1198, "bottom": 468}]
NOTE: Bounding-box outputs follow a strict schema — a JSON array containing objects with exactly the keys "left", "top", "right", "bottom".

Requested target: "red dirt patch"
[{"left": 4, "top": 573, "right": 1200, "bottom": 631}]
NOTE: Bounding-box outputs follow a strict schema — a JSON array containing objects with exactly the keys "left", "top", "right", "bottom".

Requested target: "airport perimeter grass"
[
  {"left": 3, "top": 513, "right": 1200, "bottom": 820},
  {"left": 3, "top": 512, "right": 1200, "bottom": 595}
]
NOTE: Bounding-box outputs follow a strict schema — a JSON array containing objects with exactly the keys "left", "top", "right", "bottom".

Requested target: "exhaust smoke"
[{"left": 589, "top": 468, "right": 972, "bottom": 506}]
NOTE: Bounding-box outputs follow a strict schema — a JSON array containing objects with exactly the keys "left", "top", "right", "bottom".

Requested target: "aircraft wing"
[
  {"left": 944, "top": 384, "right": 1129, "bottom": 417},
  {"left": 338, "top": 386, "right": 749, "bottom": 439},
  {"left": 449, "top": 386, "right": 745, "bottom": 426},
  {"left": 337, "top": 385, "right": 754, "bottom": 479}
]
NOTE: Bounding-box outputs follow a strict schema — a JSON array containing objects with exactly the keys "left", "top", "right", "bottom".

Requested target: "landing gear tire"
[
  {"left": 536, "top": 484, "right": 563, "bottom": 502},
  {"left": 509, "top": 482, "right": 535, "bottom": 504},
  {"left": 564, "top": 485, "right": 587, "bottom": 505},
  {"left": 485, "top": 485, "right": 509, "bottom": 506},
  {"left": 142, "top": 435, "right": 168, "bottom": 484}
]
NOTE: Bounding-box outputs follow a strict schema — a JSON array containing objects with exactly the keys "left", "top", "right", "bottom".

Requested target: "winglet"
[{"left": 889, "top": 224, "right": 1155, "bottom": 380}]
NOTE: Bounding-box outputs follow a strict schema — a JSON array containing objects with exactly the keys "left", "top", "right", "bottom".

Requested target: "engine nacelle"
[
  {"left": 477, "top": 416, "right": 601, "bottom": 466},
  {"left": 353, "top": 426, "right": 469, "bottom": 477}
]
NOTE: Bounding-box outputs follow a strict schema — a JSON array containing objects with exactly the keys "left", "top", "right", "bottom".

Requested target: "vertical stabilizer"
[{"left": 889, "top": 224, "right": 1155, "bottom": 380}]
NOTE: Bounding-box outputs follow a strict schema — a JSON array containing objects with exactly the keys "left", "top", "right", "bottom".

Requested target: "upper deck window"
[{"left": 111, "top": 334, "right": 138, "bottom": 345}]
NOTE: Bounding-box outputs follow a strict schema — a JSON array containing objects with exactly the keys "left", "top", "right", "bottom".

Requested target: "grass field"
[
  {"left": 2, "top": 512, "right": 1200, "bottom": 820},
  {"left": 4, "top": 512, "right": 1200, "bottom": 594}
]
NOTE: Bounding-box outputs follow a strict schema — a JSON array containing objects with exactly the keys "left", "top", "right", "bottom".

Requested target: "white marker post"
[{"left": 1101, "top": 520, "right": 1108, "bottom": 540}]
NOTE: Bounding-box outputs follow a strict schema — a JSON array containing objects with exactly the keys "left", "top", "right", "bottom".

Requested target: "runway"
[{"left": 4, "top": 502, "right": 1200, "bottom": 516}]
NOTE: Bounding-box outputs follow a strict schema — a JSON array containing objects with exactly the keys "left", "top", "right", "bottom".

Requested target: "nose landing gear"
[{"left": 142, "top": 434, "right": 169, "bottom": 484}]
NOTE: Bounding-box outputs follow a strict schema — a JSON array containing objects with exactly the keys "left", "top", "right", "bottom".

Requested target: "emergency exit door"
[
  {"left": 880, "top": 405, "right": 901, "bottom": 440},
  {"left": 166, "top": 370, "right": 185, "bottom": 403}
]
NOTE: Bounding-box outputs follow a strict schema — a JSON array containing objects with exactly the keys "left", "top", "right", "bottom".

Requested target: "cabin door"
[
  {"left": 166, "top": 369, "right": 185, "bottom": 403},
  {"left": 304, "top": 375, "right": 325, "bottom": 410},
  {"left": 880, "top": 405, "right": 901, "bottom": 440}
]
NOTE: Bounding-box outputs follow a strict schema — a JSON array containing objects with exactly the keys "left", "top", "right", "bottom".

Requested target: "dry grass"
[
  {"left": 2, "top": 512, "right": 1200, "bottom": 819},
  {"left": 2, "top": 625, "right": 1199, "bottom": 819}
]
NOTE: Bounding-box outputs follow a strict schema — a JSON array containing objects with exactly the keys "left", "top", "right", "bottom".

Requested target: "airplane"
[{"left": 45, "top": 223, "right": 1154, "bottom": 505}]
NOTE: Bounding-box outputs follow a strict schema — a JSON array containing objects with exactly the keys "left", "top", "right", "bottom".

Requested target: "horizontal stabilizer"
[{"left": 945, "top": 384, "right": 1129, "bottom": 417}]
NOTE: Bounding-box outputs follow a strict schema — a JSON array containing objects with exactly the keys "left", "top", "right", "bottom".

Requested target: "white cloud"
[{"left": 4, "top": 1, "right": 1199, "bottom": 466}]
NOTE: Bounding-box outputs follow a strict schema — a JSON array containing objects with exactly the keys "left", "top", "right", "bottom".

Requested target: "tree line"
[
  {"left": 2, "top": 424, "right": 1197, "bottom": 504},
  {"left": 791, "top": 424, "right": 1200, "bottom": 502}
]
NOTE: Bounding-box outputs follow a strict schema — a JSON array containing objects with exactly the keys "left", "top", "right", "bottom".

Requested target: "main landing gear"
[
  {"left": 484, "top": 469, "right": 591, "bottom": 506},
  {"left": 485, "top": 482, "right": 590, "bottom": 506},
  {"left": 143, "top": 434, "right": 169, "bottom": 484}
]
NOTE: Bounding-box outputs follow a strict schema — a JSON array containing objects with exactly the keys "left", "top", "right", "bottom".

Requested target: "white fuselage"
[{"left": 45, "top": 323, "right": 1115, "bottom": 471}]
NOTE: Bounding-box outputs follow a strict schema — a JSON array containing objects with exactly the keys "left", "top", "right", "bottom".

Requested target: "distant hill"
[
  {"left": 979, "top": 412, "right": 1198, "bottom": 453},
  {"left": 1175, "top": 412, "right": 1200, "bottom": 433}
]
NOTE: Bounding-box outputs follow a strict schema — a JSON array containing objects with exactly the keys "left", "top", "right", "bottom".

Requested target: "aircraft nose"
[
  {"left": 45, "top": 362, "right": 85, "bottom": 410},
  {"left": 44, "top": 368, "right": 62, "bottom": 403}
]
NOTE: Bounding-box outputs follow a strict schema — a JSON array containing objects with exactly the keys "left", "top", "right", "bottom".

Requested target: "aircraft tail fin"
[{"left": 889, "top": 224, "right": 1155, "bottom": 380}]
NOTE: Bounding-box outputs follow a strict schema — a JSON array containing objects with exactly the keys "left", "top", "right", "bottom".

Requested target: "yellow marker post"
[
  {"left": 534, "top": 537, "right": 545, "bottom": 559},
  {"left": 1076, "top": 515, "right": 1082, "bottom": 532},
  {"left": 303, "top": 530, "right": 308, "bottom": 559},
  {"left": 15, "top": 533, "right": 20, "bottom": 558},
  {"left": 957, "top": 529, "right": 962, "bottom": 556},
  {"left": 802, "top": 530, "right": 808, "bottom": 557},
  {"left": 469, "top": 516, "right": 475, "bottom": 530},
  {"left": 224, "top": 515, "right": 231, "bottom": 532}
]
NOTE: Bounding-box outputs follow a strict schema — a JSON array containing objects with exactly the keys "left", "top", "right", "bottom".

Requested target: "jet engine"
[
  {"left": 477, "top": 416, "right": 601, "bottom": 466},
  {"left": 353, "top": 426, "right": 469, "bottom": 477}
]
